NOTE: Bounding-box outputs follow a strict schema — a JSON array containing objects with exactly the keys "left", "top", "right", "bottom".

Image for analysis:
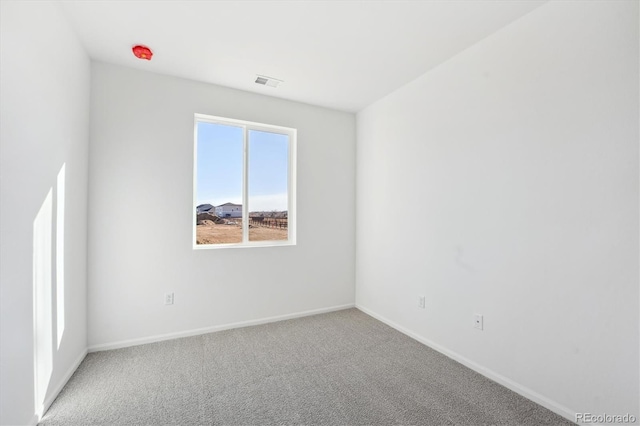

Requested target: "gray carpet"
[{"left": 40, "top": 309, "right": 572, "bottom": 425}]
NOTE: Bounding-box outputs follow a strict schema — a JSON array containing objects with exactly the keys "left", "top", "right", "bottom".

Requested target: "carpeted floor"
[{"left": 40, "top": 308, "right": 572, "bottom": 425}]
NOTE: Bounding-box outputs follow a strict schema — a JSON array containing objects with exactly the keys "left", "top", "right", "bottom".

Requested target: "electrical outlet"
[
  {"left": 165, "top": 292, "right": 174, "bottom": 305},
  {"left": 474, "top": 314, "right": 483, "bottom": 330},
  {"left": 418, "top": 295, "right": 426, "bottom": 309}
]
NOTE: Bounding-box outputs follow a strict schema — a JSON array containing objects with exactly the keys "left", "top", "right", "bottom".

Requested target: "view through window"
[{"left": 194, "top": 114, "right": 296, "bottom": 247}]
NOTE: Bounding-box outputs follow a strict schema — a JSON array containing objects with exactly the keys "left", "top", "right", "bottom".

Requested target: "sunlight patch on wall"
[
  {"left": 56, "top": 164, "right": 65, "bottom": 349},
  {"left": 33, "top": 188, "right": 53, "bottom": 418}
]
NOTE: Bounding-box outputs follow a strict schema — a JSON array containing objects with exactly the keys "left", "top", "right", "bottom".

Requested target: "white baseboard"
[
  {"left": 355, "top": 303, "right": 577, "bottom": 425},
  {"left": 88, "top": 303, "right": 355, "bottom": 352},
  {"left": 28, "top": 413, "right": 39, "bottom": 426},
  {"left": 31, "top": 348, "right": 88, "bottom": 425}
]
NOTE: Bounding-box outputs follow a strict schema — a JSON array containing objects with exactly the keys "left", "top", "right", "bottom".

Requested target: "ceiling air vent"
[{"left": 255, "top": 75, "right": 282, "bottom": 88}]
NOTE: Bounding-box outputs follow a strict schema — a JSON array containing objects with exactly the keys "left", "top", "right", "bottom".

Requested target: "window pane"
[
  {"left": 195, "top": 122, "right": 243, "bottom": 245},
  {"left": 248, "top": 130, "right": 289, "bottom": 242}
]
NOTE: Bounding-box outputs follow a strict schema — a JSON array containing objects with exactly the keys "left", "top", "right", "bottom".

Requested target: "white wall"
[
  {"left": 0, "top": 1, "right": 90, "bottom": 425},
  {"left": 88, "top": 63, "right": 355, "bottom": 348},
  {"left": 356, "top": 0, "right": 639, "bottom": 422}
]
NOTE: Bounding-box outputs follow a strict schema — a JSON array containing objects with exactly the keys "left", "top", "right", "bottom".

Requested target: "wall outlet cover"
[{"left": 165, "top": 293, "right": 174, "bottom": 305}]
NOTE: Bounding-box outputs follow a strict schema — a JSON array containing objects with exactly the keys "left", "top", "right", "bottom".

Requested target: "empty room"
[{"left": 1, "top": 0, "right": 638, "bottom": 425}]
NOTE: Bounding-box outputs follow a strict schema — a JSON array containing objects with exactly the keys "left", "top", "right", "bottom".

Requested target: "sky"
[{"left": 196, "top": 122, "right": 289, "bottom": 212}]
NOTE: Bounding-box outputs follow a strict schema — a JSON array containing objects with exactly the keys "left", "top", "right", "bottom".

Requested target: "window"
[{"left": 193, "top": 114, "right": 296, "bottom": 248}]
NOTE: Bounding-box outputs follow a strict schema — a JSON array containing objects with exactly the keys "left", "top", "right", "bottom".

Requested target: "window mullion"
[{"left": 242, "top": 126, "right": 249, "bottom": 243}]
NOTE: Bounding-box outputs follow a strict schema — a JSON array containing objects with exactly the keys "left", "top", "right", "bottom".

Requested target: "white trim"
[
  {"left": 242, "top": 125, "right": 249, "bottom": 243},
  {"left": 288, "top": 128, "right": 297, "bottom": 245},
  {"left": 88, "top": 303, "right": 355, "bottom": 353},
  {"left": 355, "top": 304, "right": 577, "bottom": 424},
  {"left": 33, "top": 348, "right": 87, "bottom": 425},
  {"left": 25, "top": 414, "right": 40, "bottom": 426},
  {"left": 28, "top": 413, "right": 39, "bottom": 426},
  {"left": 42, "top": 349, "right": 87, "bottom": 414},
  {"left": 194, "top": 113, "right": 292, "bottom": 135},
  {"left": 192, "top": 239, "right": 295, "bottom": 250},
  {"left": 192, "top": 117, "right": 199, "bottom": 248}
]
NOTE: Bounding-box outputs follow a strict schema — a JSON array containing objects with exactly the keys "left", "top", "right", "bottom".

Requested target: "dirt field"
[{"left": 196, "top": 219, "right": 288, "bottom": 245}]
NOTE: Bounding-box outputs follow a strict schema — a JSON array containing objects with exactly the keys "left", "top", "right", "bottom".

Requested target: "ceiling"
[{"left": 58, "top": 0, "right": 546, "bottom": 112}]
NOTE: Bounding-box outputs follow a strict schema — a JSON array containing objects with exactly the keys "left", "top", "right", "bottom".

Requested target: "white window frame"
[{"left": 193, "top": 113, "right": 297, "bottom": 249}]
